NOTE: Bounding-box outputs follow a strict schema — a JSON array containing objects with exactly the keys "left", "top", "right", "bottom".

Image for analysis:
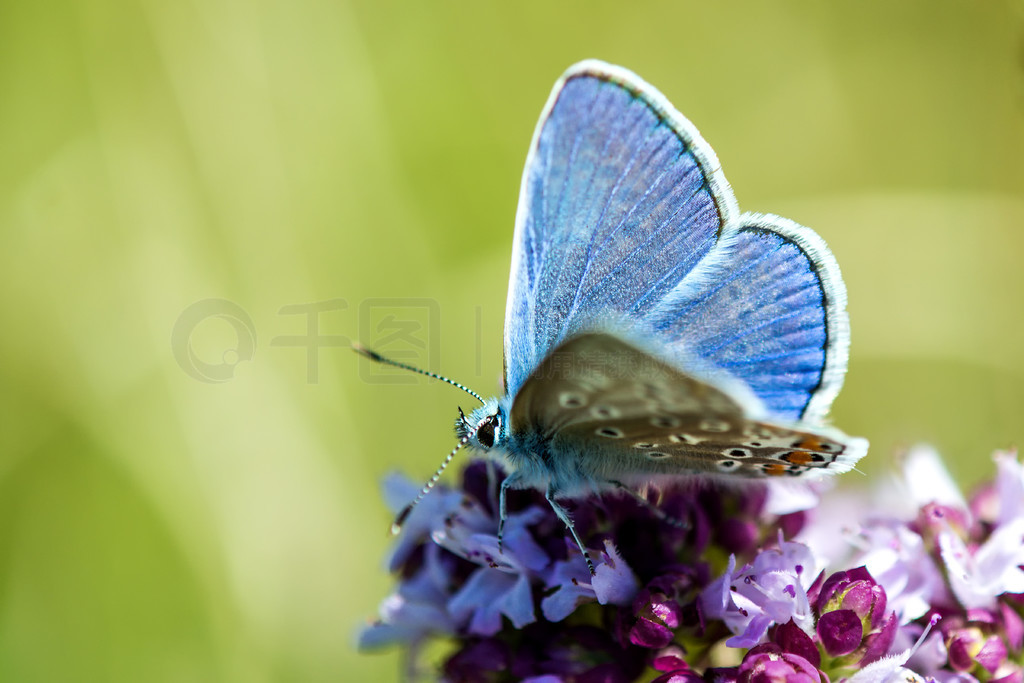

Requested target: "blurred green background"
[{"left": 1, "top": 0, "right": 1022, "bottom": 680}]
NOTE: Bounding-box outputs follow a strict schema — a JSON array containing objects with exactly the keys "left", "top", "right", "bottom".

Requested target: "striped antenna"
[
  {"left": 389, "top": 423, "right": 488, "bottom": 534},
  {"left": 352, "top": 342, "right": 484, "bottom": 404}
]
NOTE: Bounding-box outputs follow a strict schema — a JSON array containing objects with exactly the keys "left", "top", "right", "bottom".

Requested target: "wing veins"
[
  {"left": 664, "top": 239, "right": 782, "bottom": 324},
  {"left": 575, "top": 167, "right": 709, "bottom": 314},
  {"left": 718, "top": 347, "right": 824, "bottom": 367},
  {"left": 558, "top": 97, "right": 654, "bottom": 338},
  {"left": 556, "top": 131, "right": 677, "bottom": 336},
  {"left": 698, "top": 308, "right": 809, "bottom": 356},
  {"left": 527, "top": 82, "right": 606, "bottom": 352}
]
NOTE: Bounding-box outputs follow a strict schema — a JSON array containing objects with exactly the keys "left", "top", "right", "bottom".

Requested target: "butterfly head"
[{"left": 456, "top": 398, "right": 508, "bottom": 452}]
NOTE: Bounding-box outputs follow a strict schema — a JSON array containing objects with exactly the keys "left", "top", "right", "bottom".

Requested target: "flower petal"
[{"left": 593, "top": 540, "right": 639, "bottom": 606}]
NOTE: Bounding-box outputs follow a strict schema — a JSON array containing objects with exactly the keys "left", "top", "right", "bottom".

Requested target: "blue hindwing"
[{"left": 645, "top": 214, "right": 849, "bottom": 422}]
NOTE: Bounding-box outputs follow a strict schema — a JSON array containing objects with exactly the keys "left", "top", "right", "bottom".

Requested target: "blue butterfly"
[{"left": 361, "top": 60, "right": 867, "bottom": 573}]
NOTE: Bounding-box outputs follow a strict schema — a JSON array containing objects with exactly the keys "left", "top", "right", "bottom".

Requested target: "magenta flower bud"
[
  {"left": 947, "top": 625, "right": 1008, "bottom": 674},
  {"left": 815, "top": 567, "right": 890, "bottom": 639},
  {"left": 813, "top": 568, "right": 901, "bottom": 665},
  {"left": 630, "top": 615, "right": 675, "bottom": 650},
  {"left": 652, "top": 655, "right": 705, "bottom": 683},
  {"left": 977, "top": 636, "right": 1009, "bottom": 674},
  {"left": 1001, "top": 602, "right": 1024, "bottom": 651},
  {"left": 772, "top": 620, "right": 821, "bottom": 668},
  {"left": 805, "top": 570, "right": 826, "bottom": 608},
  {"left": 629, "top": 588, "right": 683, "bottom": 649},
  {"left": 817, "top": 608, "right": 863, "bottom": 656},
  {"left": 914, "top": 502, "right": 971, "bottom": 542},
  {"left": 861, "top": 612, "right": 898, "bottom": 665},
  {"left": 842, "top": 581, "right": 888, "bottom": 630},
  {"left": 815, "top": 567, "right": 868, "bottom": 610},
  {"left": 737, "top": 644, "right": 822, "bottom": 683}
]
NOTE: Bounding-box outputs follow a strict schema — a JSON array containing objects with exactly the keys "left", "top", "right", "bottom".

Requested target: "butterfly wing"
[
  {"left": 508, "top": 333, "right": 866, "bottom": 482},
  {"left": 504, "top": 60, "right": 849, "bottom": 427},
  {"left": 504, "top": 61, "right": 738, "bottom": 396},
  {"left": 644, "top": 215, "right": 850, "bottom": 423}
]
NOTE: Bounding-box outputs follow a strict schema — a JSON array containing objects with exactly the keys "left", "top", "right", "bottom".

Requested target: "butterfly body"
[{"left": 378, "top": 60, "right": 867, "bottom": 572}]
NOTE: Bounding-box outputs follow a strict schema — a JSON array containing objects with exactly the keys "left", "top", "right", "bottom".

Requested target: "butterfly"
[{"left": 359, "top": 60, "right": 867, "bottom": 573}]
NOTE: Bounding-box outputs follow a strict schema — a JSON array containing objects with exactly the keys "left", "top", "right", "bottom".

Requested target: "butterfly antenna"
[
  {"left": 352, "top": 342, "right": 484, "bottom": 404},
  {"left": 390, "top": 433, "right": 472, "bottom": 535}
]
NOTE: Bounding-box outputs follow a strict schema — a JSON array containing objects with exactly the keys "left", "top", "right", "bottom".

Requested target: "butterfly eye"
[{"left": 477, "top": 417, "right": 496, "bottom": 448}]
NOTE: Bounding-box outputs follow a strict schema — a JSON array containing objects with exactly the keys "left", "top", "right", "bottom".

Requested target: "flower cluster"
[
  {"left": 359, "top": 448, "right": 1024, "bottom": 683},
  {"left": 835, "top": 448, "right": 1024, "bottom": 683}
]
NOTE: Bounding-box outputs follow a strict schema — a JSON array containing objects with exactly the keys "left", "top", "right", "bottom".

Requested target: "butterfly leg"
[
  {"left": 607, "top": 480, "right": 690, "bottom": 531},
  {"left": 545, "top": 485, "right": 595, "bottom": 575}
]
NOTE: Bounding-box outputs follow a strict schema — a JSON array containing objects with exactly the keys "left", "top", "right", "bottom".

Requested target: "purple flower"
[
  {"left": 852, "top": 520, "right": 950, "bottom": 622},
  {"left": 701, "top": 536, "right": 817, "bottom": 647},
  {"left": 988, "top": 450, "right": 1024, "bottom": 526},
  {"left": 381, "top": 472, "right": 465, "bottom": 571},
  {"left": 1000, "top": 601, "right": 1024, "bottom": 652},
  {"left": 939, "top": 523, "right": 1024, "bottom": 610},
  {"left": 737, "top": 643, "right": 823, "bottom": 683},
  {"left": 939, "top": 615, "right": 1012, "bottom": 676},
  {"left": 932, "top": 453, "right": 1024, "bottom": 611},
  {"left": 902, "top": 624, "right": 948, "bottom": 676},
  {"left": 846, "top": 615, "right": 942, "bottom": 683},
  {"left": 809, "top": 567, "right": 898, "bottom": 663},
  {"left": 629, "top": 587, "right": 684, "bottom": 649},
  {"left": 814, "top": 567, "right": 888, "bottom": 629},
  {"left": 652, "top": 651, "right": 705, "bottom": 683},
  {"left": 362, "top": 448, "right": 1024, "bottom": 682},
  {"left": 434, "top": 499, "right": 551, "bottom": 634},
  {"left": 841, "top": 449, "right": 1024, "bottom": 621},
  {"left": 541, "top": 539, "right": 639, "bottom": 622},
  {"left": 358, "top": 543, "right": 458, "bottom": 649},
  {"left": 447, "top": 566, "right": 536, "bottom": 635},
  {"left": 818, "top": 608, "right": 864, "bottom": 657},
  {"left": 946, "top": 626, "right": 1006, "bottom": 673},
  {"left": 772, "top": 620, "right": 821, "bottom": 667}
]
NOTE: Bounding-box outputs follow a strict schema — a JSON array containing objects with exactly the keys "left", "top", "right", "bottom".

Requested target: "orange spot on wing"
[
  {"left": 785, "top": 451, "right": 815, "bottom": 465},
  {"left": 764, "top": 463, "right": 786, "bottom": 477},
  {"left": 795, "top": 436, "right": 825, "bottom": 451}
]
